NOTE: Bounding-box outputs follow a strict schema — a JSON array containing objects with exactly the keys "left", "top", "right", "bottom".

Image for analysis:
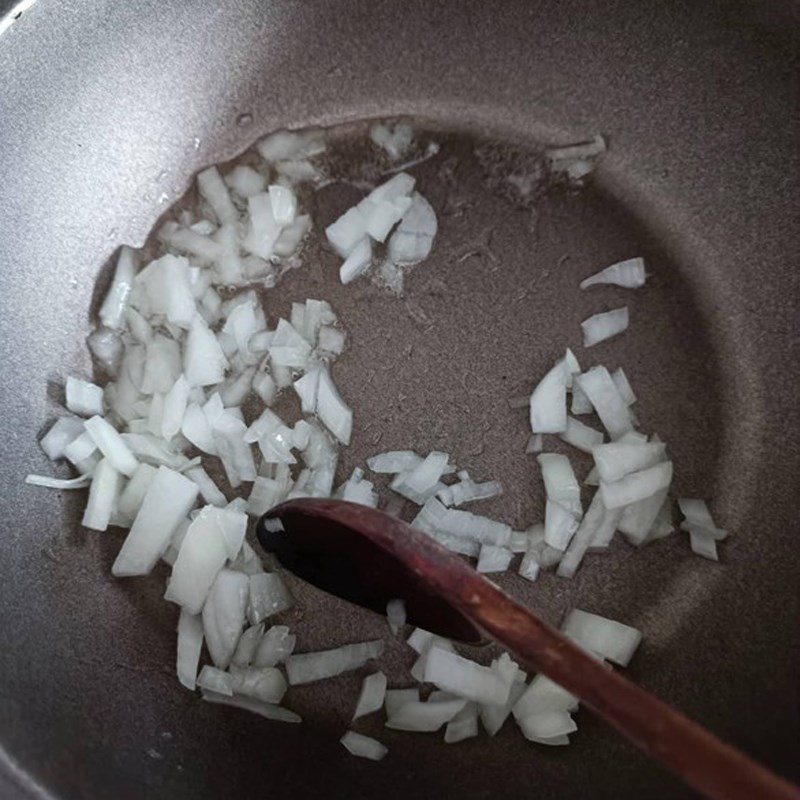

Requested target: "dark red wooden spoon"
[{"left": 258, "top": 498, "right": 798, "bottom": 800}]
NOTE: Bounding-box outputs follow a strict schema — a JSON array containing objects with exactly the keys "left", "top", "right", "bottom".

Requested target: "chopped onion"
[
  {"left": 518, "top": 710, "right": 577, "bottom": 741},
  {"left": 66, "top": 377, "right": 105, "bottom": 417},
  {"left": 367, "top": 450, "right": 421, "bottom": 473},
  {"left": 326, "top": 207, "right": 368, "bottom": 259},
  {"left": 243, "top": 192, "right": 282, "bottom": 260},
  {"left": 201, "top": 688, "right": 301, "bottom": 723},
  {"left": 476, "top": 545, "right": 514, "bottom": 573},
  {"left": 561, "top": 609, "right": 642, "bottom": 666},
  {"left": 339, "top": 237, "right": 373, "bottom": 284},
  {"left": 247, "top": 572, "right": 293, "bottom": 624},
  {"left": 437, "top": 476, "right": 502, "bottom": 507},
  {"left": 202, "top": 568, "right": 249, "bottom": 669},
  {"left": 679, "top": 498, "right": 726, "bottom": 561},
  {"left": 84, "top": 415, "right": 138, "bottom": 477},
  {"left": 232, "top": 666, "right": 288, "bottom": 704},
  {"left": 611, "top": 367, "right": 637, "bottom": 405},
  {"left": 618, "top": 486, "right": 670, "bottom": 545},
  {"left": 529, "top": 358, "right": 568, "bottom": 434},
  {"left": 197, "top": 665, "right": 235, "bottom": 696},
  {"left": 224, "top": 165, "right": 266, "bottom": 198},
  {"left": 185, "top": 465, "right": 226, "bottom": 507},
  {"left": 197, "top": 166, "right": 238, "bottom": 226},
  {"left": 570, "top": 383, "right": 593, "bottom": 415},
  {"left": 253, "top": 625, "right": 296, "bottom": 667},
  {"left": 212, "top": 412, "right": 257, "bottom": 487},
  {"left": 269, "top": 184, "right": 297, "bottom": 226},
  {"left": 316, "top": 367, "right": 352, "bottom": 445},
  {"left": 593, "top": 442, "right": 667, "bottom": 483},
  {"left": 424, "top": 647, "right": 512, "bottom": 706},
  {"left": 575, "top": 366, "right": 634, "bottom": 440},
  {"left": 386, "top": 599, "right": 406, "bottom": 634},
  {"left": 513, "top": 674, "right": 578, "bottom": 722},
  {"left": 112, "top": 467, "right": 196, "bottom": 576},
  {"left": 176, "top": 608, "right": 203, "bottom": 690},
  {"left": 386, "top": 192, "right": 437, "bottom": 266},
  {"left": 81, "top": 458, "right": 120, "bottom": 531},
  {"left": 99, "top": 246, "right": 136, "bottom": 330},
  {"left": 257, "top": 128, "right": 326, "bottom": 163},
  {"left": 370, "top": 122, "right": 414, "bottom": 160},
  {"left": 231, "top": 622, "right": 265, "bottom": 668},
  {"left": 559, "top": 417, "right": 603, "bottom": 454},
  {"left": 340, "top": 731, "right": 388, "bottom": 761},
  {"left": 385, "top": 688, "right": 420, "bottom": 717},
  {"left": 580, "top": 257, "right": 646, "bottom": 290},
  {"left": 600, "top": 461, "right": 673, "bottom": 509},
  {"left": 365, "top": 196, "right": 412, "bottom": 242},
  {"left": 286, "top": 640, "right": 384, "bottom": 685},
  {"left": 386, "top": 697, "right": 467, "bottom": 732},
  {"left": 353, "top": 671, "right": 388, "bottom": 719},
  {"left": 269, "top": 318, "right": 312, "bottom": 369},
  {"left": 25, "top": 472, "right": 92, "bottom": 490},
  {"left": 581, "top": 306, "right": 630, "bottom": 348},
  {"left": 184, "top": 314, "right": 229, "bottom": 387},
  {"left": 444, "top": 701, "right": 479, "bottom": 743},
  {"left": 39, "top": 416, "right": 85, "bottom": 461},
  {"left": 164, "top": 506, "right": 232, "bottom": 613}
]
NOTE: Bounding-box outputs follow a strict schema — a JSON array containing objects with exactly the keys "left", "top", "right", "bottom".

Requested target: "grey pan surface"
[{"left": 0, "top": 1, "right": 798, "bottom": 798}]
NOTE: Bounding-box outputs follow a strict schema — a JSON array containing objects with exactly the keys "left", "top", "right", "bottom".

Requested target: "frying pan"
[{"left": 0, "top": 1, "right": 797, "bottom": 798}]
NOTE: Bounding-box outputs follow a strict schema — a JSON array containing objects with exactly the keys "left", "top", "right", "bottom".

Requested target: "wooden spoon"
[{"left": 257, "top": 499, "right": 798, "bottom": 800}]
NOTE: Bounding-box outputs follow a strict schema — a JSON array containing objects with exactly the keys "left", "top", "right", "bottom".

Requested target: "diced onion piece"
[
  {"left": 253, "top": 625, "right": 296, "bottom": 667},
  {"left": 611, "top": 367, "right": 636, "bottom": 405},
  {"left": 365, "top": 197, "right": 412, "bottom": 242},
  {"left": 231, "top": 623, "right": 265, "bottom": 668},
  {"left": 81, "top": 458, "right": 120, "bottom": 531},
  {"left": 476, "top": 545, "right": 513, "bottom": 573},
  {"left": 286, "top": 640, "right": 384, "bottom": 685},
  {"left": 25, "top": 473, "right": 92, "bottom": 489},
  {"left": 202, "top": 568, "right": 249, "bottom": 669},
  {"left": 424, "top": 647, "right": 512, "bottom": 706},
  {"left": 561, "top": 609, "right": 642, "bottom": 666},
  {"left": 370, "top": 122, "right": 414, "bottom": 160},
  {"left": 141, "top": 254, "right": 197, "bottom": 329},
  {"left": 273, "top": 214, "right": 311, "bottom": 257},
  {"left": 232, "top": 666, "right": 288, "bottom": 704},
  {"left": 618, "top": 486, "right": 670, "bottom": 545},
  {"left": 386, "top": 599, "right": 406, "bottom": 634},
  {"left": 316, "top": 366, "right": 352, "bottom": 445},
  {"left": 518, "top": 710, "right": 577, "bottom": 741},
  {"left": 184, "top": 315, "right": 229, "bottom": 388},
  {"left": 399, "top": 451, "right": 449, "bottom": 496},
  {"left": 386, "top": 698, "right": 467, "bottom": 732},
  {"left": 570, "top": 383, "right": 593, "bottom": 415},
  {"left": 66, "top": 377, "right": 104, "bottom": 417},
  {"left": 164, "top": 506, "right": 233, "bottom": 613},
  {"left": 269, "top": 318, "right": 312, "bottom": 369},
  {"left": 326, "top": 207, "right": 368, "bottom": 258},
  {"left": 444, "top": 701, "right": 479, "bottom": 743},
  {"left": 180, "top": 402, "right": 217, "bottom": 455},
  {"left": 99, "top": 246, "right": 136, "bottom": 330},
  {"left": 162, "top": 375, "right": 190, "bottom": 439},
  {"left": 537, "top": 454, "right": 581, "bottom": 515},
  {"left": 197, "top": 665, "right": 235, "bottom": 696},
  {"left": 257, "top": 128, "right": 326, "bottom": 162},
  {"left": 340, "top": 731, "right": 388, "bottom": 761},
  {"left": 112, "top": 466, "right": 198, "bottom": 576},
  {"left": 243, "top": 192, "right": 283, "bottom": 260},
  {"left": 268, "top": 185, "right": 297, "bottom": 226},
  {"left": 224, "top": 165, "right": 266, "bottom": 198},
  {"left": 353, "top": 671, "right": 388, "bottom": 720},
  {"left": 559, "top": 417, "right": 603, "bottom": 454},
  {"left": 575, "top": 366, "right": 634, "bottom": 440},
  {"left": 201, "top": 689, "right": 301, "bottom": 723},
  {"left": 386, "top": 192, "right": 437, "bottom": 266},
  {"left": 39, "top": 417, "right": 86, "bottom": 460},
  {"left": 600, "top": 461, "right": 673, "bottom": 509},
  {"left": 385, "top": 688, "right": 420, "bottom": 718},
  {"left": 593, "top": 442, "right": 667, "bottom": 483},
  {"left": 557, "top": 492, "right": 619, "bottom": 577},
  {"left": 678, "top": 498, "right": 726, "bottom": 561},
  {"left": 84, "top": 415, "right": 138, "bottom": 477},
  {"left": 530, "top": 359, "right": 568, "bottom": 434},
  {"left": 198, "top": 166, "right": 238, "bottom": 225},
  {"left": 367, "top": 451, "right": 421, "bottom": 473},
  {"left": 513, "top": 674, "right": 578, "bottom": 722},
  {"left": 292, "top": 366, "right": 321, "bottom": 414},
  {"left": 176, "top": 608, "right": 203, "bottom": 690},
  {"left": 247, "top": 573, "right": 293, "bottom": 624},
  {"left": 580, "top": 257, "right": 646, "bottom": 290},
  {"left": 213, "top": 413, "right": 257, "bottom": 487},
  {"left": 581, "top": 307, "right": 629, "bottom": 348},
  {"left": 339, "top": 237, "right": 373, "bottom": 284},
  {"left": 185, "top": 466, "right": 227, "bottom": 507},
  {"left": 480, "top": 659, "right": 527, "bottom": 737}
]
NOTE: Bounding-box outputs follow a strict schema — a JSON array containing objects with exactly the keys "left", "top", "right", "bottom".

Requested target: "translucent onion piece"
[
  {"left": 340, "top": 731, "right": 388, "bottom": 761},
  {"left": 581, "top": 307, "right": 630, "bottom": 348},
  {"left": 580, "top": 257, "right": 646, "bottom": 290}
]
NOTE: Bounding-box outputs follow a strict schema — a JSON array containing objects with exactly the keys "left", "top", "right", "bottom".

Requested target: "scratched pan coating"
[{"left": 0, "top": 1, "right": 797, "bottom": 799}]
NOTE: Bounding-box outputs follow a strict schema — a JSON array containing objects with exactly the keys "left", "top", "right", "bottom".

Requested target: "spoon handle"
[{"left": 440, "top": 568, "right": 798, "bottom": 800}]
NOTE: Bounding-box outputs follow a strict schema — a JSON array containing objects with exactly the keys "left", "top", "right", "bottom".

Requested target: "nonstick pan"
[{"left": 0, "top": 1, "right": 797, "bottom": 798}]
